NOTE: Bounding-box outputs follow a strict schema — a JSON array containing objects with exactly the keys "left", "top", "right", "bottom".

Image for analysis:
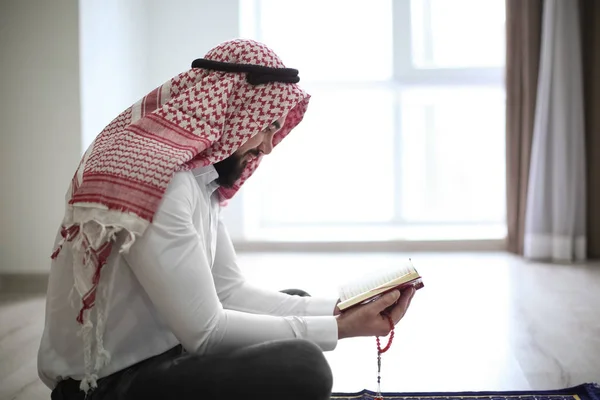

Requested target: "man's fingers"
[
  {"left": 389, "top": 287, "right": 416, "bottom": 323},
  {"left": 371, "top": 290, "right": 401, "bottom": 313},
  {"left": 407, "top": 287, "right": 416, "bottom": 307}
]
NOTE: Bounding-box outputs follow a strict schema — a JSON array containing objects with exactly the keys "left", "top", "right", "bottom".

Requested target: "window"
[{"left": 238, "top": 0, "right": 506, "bottom": 241}]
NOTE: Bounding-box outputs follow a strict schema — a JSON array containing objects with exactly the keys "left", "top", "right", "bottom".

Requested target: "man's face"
[{"left": 214, "top": 114, "right": 286, "bottom": 188}]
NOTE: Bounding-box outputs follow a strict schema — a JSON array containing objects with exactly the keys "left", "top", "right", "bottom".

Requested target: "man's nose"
[{"left": 260, "top": 133, "right": 275, "bottom": 155}]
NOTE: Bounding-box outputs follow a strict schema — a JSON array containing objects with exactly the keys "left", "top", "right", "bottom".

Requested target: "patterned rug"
[{"left": 331, "top": 383, "right": 600, "bottom": 400}]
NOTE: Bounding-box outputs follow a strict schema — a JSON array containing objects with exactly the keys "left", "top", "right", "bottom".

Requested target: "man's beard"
[{"left": 213, "top": 149, "right": 259, "bottom": 188}]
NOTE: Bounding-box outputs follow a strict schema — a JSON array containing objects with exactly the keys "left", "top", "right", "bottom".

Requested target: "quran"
[{"left": 337, "top": 260, "right": 424, "bottom": 311}]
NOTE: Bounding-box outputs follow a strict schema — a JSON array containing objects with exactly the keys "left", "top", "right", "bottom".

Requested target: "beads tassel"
[{"left": 374, "top": 313, "right": 394, "bottom": 400}]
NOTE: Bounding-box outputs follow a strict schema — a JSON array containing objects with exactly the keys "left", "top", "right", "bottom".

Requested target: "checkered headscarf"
[{"left": 50, "top": 39, "right": 310, "bottom": 392}]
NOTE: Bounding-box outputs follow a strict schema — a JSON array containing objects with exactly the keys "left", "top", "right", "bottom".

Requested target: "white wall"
[
  {"left": 79, "top": 0, "right": 152, "bottom": 150},
  {"left": 144, "top": 0, "right": 240, "bottom": 87},
  {"left": 79, "top": 0, "right": 245, "bottom": 238},
  {"left": 0, "top": 0, "right": 245, "bottom": 275},
  {"left": 80, "top": 0, "right": 242, "bottom": 151},
  {"left": 0, "top": 0, "right": 82, "bottom": 273}
]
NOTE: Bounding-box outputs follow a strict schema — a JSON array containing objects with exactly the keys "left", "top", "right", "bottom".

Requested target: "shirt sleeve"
[
  {"left": 212, "top": 218, "right": 339, "bottom": 317},
  {"left": 123, "top": 172, "right": 338, "bottom": 355}
]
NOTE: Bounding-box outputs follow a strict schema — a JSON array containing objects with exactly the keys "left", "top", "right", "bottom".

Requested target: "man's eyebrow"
[{"left": 272, "top": 120, "right": 281, "bottom": 130}]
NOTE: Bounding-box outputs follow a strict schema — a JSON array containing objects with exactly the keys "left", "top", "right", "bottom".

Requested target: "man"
[{"left": 38, "top": 39, "right": 415, "bottom": 400}]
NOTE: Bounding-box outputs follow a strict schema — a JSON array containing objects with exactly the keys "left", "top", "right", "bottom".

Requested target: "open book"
[{"left": 337, "top": 260, "right": 424, "bottom": 312}]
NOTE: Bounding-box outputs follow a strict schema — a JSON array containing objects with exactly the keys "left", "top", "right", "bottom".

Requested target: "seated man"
[{"left": 38, "top": 39, "right": 415, "bottom": 400}]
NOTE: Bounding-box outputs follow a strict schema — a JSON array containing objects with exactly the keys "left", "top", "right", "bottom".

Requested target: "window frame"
[{"left": 238, "top": 0, "right": 506, "bottom": 241}]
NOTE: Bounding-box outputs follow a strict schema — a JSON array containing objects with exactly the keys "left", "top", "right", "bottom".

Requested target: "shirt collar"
[{"left": 192, "top": 165, "right": 219, "bottom": 195}]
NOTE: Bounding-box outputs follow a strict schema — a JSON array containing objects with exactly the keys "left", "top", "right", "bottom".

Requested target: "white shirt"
[{"left": 38, "top": 165, "right": 339, "bottom": 389}]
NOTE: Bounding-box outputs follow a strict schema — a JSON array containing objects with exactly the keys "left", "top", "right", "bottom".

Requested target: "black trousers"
[
  {"left": 51, "top": 289, "right": 333, "bottom": 400},
  {"left": 51, "top": 339, "right": 333, "bottom": 400}
]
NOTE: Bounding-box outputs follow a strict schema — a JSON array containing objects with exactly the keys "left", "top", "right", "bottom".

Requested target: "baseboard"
[
  {"left": 233, "top": 238, "right": 507, "bottom": 252},
  {"left": 0, "top": 273, "right": 49, "bottom": 295}
]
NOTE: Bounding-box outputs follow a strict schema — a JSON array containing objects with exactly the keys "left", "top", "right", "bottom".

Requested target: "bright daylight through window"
[{"left": 238, "top": 0, "right": 506, "bottom": 242}]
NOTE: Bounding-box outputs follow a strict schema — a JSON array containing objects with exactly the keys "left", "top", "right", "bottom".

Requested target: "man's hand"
[{"left": 335, "top": 287, "right": 416, "bottom": 339}]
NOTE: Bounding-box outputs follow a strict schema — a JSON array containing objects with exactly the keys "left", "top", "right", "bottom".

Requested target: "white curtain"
[{"left": 524, "top": 0, "right": 586, "bottom": 261}]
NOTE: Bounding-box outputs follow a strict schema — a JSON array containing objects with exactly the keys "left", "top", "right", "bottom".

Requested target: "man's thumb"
[{"left": 372, "top": 290, "right": 400, "bottom": 311}]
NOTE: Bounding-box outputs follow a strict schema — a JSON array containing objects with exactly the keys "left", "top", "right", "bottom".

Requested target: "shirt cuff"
[
  {"left": 305, "top": 316, "right": 338, "bottom": 351},
  {"left": 304, "top": 297, "right": 339, "bottom": 316}
]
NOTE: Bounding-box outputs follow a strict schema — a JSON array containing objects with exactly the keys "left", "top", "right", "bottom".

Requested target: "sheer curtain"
[{"left": 524, "top": 0, "right": 586, "bottom": 261}]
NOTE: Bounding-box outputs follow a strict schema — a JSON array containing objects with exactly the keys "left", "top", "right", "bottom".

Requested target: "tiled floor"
[{"left": 1, "top": 252, "right": 599, "bottom": 399}]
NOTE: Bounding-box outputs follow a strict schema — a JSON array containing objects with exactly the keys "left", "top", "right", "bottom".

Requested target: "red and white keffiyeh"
[{"left": 51, "top": 39, "right": 310, "bottom": 391}]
